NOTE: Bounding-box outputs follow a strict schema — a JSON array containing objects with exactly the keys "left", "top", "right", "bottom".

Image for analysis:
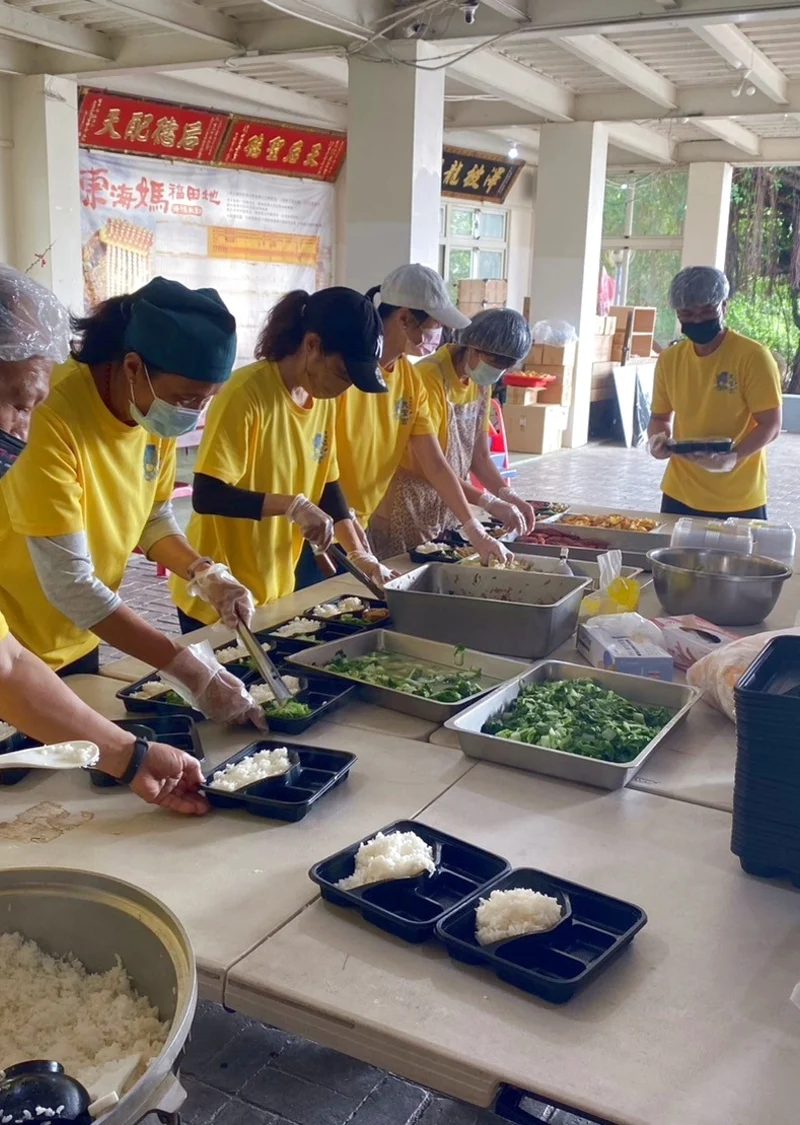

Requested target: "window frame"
[{"left": 439, "top": 200, "right": 510, "bottom": 298}]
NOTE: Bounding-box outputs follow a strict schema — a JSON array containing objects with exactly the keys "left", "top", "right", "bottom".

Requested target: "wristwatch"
[{"left": 120, "top": 737, "right": 150, "bottom": 785}]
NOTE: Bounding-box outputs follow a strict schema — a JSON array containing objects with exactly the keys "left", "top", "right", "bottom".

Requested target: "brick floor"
[{"left": 116, "top": 437, "right": 800, "bottom": 1124}]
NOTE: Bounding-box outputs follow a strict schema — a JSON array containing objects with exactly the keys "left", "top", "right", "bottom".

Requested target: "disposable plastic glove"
[
  {"left": 683, "top": 450, "right": 738, "bottom": 474},
  {"left": 648, "top": 433, "right": 671, "bottom": 461},
  {"left": 461, "top": 517, "right": 513, "bottom": 567},
  {"left": 498, "top": 487, "right": 536, "bottom": 534},
  {"left": 348, "top": 549, "right": 399, "bottom": 587},
  {"left": 161, "top": 643, "right": 266, "bottom": 728},
  {"left": 477, "top": 492, "right": 526, "bottom": 537},
  {"left": 127, "top": 742, "right": 209, "bottom": 815},
  {"left": 189, "top": 561, "right": 255, "bottom": 629},
  {"left": 286, "top": 493, "right": 333, "bottom": 552}
]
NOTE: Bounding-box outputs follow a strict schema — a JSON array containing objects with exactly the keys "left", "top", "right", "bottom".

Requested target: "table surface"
[{"left": 227, "top": 764, "right": 800, "bottom": 1125}]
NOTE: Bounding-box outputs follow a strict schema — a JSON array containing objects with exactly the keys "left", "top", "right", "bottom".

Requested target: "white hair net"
[
  {"left": 458, "top": 308, "right": 532, "bottom": 364},
  {"left": 668, "top": 266, "right": 730, "bottom": 311},
  {"left": 0, "top": 265, "right": 70, "bottom": 363}
]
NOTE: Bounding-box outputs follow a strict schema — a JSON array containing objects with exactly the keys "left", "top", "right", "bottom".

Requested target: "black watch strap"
[{"left": 120, "top": 737, "right": 150, "bottom": 785}]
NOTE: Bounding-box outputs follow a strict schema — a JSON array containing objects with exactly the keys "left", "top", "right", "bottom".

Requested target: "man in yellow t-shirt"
[{"left": 648, "top": 266, "right": 782, "bottom": 518}]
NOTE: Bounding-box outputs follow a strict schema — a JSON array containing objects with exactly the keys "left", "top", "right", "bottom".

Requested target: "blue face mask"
[
  {"left": 129, "top": 365, "right": 202, "bottom": 438},
  {"left": 466, "top": 355, "right": 505, "bottom": 387}
]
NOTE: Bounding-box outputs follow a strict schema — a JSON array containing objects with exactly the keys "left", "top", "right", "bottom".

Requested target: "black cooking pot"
[{"left": 0, "top": 1060, "right": 92, "bottom": 1124}]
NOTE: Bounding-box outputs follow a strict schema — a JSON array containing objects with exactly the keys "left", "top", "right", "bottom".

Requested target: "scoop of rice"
[
  {"left": 129, "top": 679, "right": 165, "bottom": 700},
  {"left": 475, "top": 888, "right": 563, "bottom": 945},
  {"left": 209, "top": 747, "right": 293, "bottom": 792},
  {"left": 250, "top": 678, "right": 301, "bottom": 705},
  {"left": 337, "top": 831, "right": 435, "bottom": 890}
]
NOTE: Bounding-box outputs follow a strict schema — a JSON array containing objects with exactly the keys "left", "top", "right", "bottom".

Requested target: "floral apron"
[{"left": 370, "top": 385, "right": 490, "bottom": 559}]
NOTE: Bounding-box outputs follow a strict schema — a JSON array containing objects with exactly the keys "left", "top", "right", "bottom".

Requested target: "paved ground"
[{"left": 112, "top": 437, "right": 799, "bottom": 1125}]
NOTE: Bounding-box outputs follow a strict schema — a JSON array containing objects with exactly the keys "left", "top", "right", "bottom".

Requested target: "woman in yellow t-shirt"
[
  {"left": 170, "top": 287, "right": 389, "bottom": 632},
  {"left": 335, "top": 264, "right": 511, "bottom": 566},
  {"left": 0, "top": 274, "right": 261, "bottom": 726},
  {"left": 373, "top": 308, "right": 535, "bottom": 555}
]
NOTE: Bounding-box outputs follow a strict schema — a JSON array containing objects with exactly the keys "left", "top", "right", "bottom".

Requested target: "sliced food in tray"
[
  {"left": 305, "top": 595, "right": 391, "bottom": 630},
  {"left": 202, "top": 738, "right": 356, "bottom": 822},
  {"left": 560, "top": 513, "right": 661, "bottom": 533},
  {"left": 410, "top": 540, "right": 473, "bottom": 564}
]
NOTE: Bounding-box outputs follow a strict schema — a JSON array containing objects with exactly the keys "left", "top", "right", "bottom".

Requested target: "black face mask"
[
  {"left": 680, "top": 318, "right": 722, "bottom": 346},
  {"left": 0, "top": 429, "right": 25, "bottom": 479}
]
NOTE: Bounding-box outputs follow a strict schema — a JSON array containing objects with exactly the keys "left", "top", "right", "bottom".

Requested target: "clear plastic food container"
[
  {"left": 670, "top": 517, "right": 754, "bottom": 556},
  {"left": 726, "top": 519, "right": 796, "bottom": 569}
]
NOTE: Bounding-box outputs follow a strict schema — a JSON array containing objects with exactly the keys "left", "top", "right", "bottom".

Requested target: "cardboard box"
[
  {"left": 605, "top": 316, "right": 617, "bottom": 335},
  {"left": 577, "top": 622, "right": 674, "bottom": 681},
  {"left": 538, "top": 371, "right": 572, "bottom": 407},
  {"left": 593, "top": 334, "right": 614, "bottom": 362},
  {"left": 505, "top": 385, "right": 541, "bottom": 407},
  {"left": 502, "top": 403, "right": 565, "bottom": 455},
  {"left": 524, "top": 344, "right": 544, "bottom": 366},
  {"left": 540, "top": 342, "right": 577, "bottom": 366}
]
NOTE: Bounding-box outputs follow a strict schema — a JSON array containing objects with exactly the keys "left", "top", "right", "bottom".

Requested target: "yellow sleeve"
[
  {"left": 651, "top": 357, "right": 672, "bottom": 415},
  {"left": 482, "top": 394, "right": 492, "bottom": 433},
  {"left": 155, "top": 440, "right": 177, "bottom": 504},
  {"left": 194, "top": 387, "right": 256, "bottom": 486},
  {"left": 0, "top": 612, "right": 8, "bottom": 642},
  {"left": 411, "top": 376, "right": 435, "bottom": 437},
  {"left": 742, "top": 346, "right": 783, "bottom": 415},
  {"left": 3, "top": 406, "right": 85, "bottom": 537}
]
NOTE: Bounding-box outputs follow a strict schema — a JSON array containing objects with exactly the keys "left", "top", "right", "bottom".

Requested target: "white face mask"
[{"left": 466, "top": 355, "right": 505, "bottom": 386}]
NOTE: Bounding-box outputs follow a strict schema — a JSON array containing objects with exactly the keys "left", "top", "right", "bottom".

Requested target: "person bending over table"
[
  {"left": 335, "top": 264, "right": 512, "bottom": 566},
  {"left": 371, "top": 308, "right": 535, "bottom": 557},
  {"left": 170, "top": 287, "right": 390, "bottom": 633},
  {"left": 0, "top": 273, "right": 261, "bottom": 726},
  {"left": 647, "top": 266, "right": 782, "bottom": 519}
]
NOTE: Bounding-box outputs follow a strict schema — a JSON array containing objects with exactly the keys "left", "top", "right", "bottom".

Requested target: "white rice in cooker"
[
  {"left": 0, "top": 931, "right": 168, "bottom": 1089},
  {"left": 336, "top": 831, "right": 435, "bottom": 890},
  {"left": 475, "top": 888, "right": 563, "bottom": 945},
  {"left": 209, "top": 747, "right": 293, "bottom": 791}
]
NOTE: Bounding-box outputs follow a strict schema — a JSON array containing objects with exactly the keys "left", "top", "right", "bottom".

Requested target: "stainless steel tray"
[
  {"left": 286, "top": 630, "right": 532, "bottom": 722},
  {"left": 383, "top": 564, "right": 591, "bottom": 661},
  {"left": 514, "top": 541, "right": 655, "bottom": 572},
  {"left": 445, "top": 660, "right": 701, "bottom": 790},
  {"left": 546, "top": 521, "right": 672, "bottom": 554},
  {"left": 458, "top": 552, "right": 644, "bottom": 589}
]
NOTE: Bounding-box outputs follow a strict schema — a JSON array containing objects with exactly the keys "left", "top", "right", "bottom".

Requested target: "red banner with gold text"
[
  {"left": 218, "top": 117, "right": 346, "bottom": 183},
  {"left": 79, "top": 91, "right": 228, "bottom": 165}
]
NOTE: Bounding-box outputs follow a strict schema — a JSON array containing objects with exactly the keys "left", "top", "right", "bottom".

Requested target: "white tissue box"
[{"left": 577, "top": 622, "right": 674, "bottom": 681}]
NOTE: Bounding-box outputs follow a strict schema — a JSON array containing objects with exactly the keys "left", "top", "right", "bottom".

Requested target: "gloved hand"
[
  {"left": 126, "top": 742, "right": 209, "bottom": 816},
  {"left": 477, "top": 492, "right": 526, "bottom": 537},
  {"left": 188, "top": 561, "right": 255, "bottom": 629},
  {"left": 648, "top": 433, "right": 671, "bottom": 461},
  {"left": 161, "top": 643, "right": 266, "bottom": 728},
  {"left": 350, "top": 510, "right": 372, "bottom": 554},
  {"left": 498, "top": 487, "right": 536, "bottom": 535},
  {"left": 286, "top": 493, "right": 333, "bottom": 552},
  {"left": 348, "top": 549, "right": 399, "bottom": 587},
  {"left": 683, "top": 450, "right": 738, "bottom": 473},
  {"left": 461, "top": 517, "right": 513, "bottom": 567}
]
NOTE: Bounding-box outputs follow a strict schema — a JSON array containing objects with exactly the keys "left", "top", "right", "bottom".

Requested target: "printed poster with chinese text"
[{"left": 79, "top": 149, "right": 335, "bottom": 364}]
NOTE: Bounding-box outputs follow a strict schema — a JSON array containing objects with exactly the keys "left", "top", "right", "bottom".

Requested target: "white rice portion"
[
  {"left": 216, "top": 640, "right": 273, "bottom": 665},
  {"left": 249, "top": 678, "right": 301, "bottom": 705},
  {"left": 272, "top": 618, "right": 324, "bottom": 638},
  {"left": 209, "top": 747, "right": 293, "bottom": 791},
  {"left": 312, "top": 597, "right": 364, "bottom": 619},
  {"left": 337, "top": 831, "right": 435, "bottom": 891},
  {"left": 0, "top": 931, "right": 168, "bottom": 1089},
  {"left": 128, "top": 679, "right": 166, "bottom": 700},
  {"left": 475, "top": 888, "right": 563, "bottom": 945},
  {"left": 0, "top": 720, "right": 16, "bottom": 741}
]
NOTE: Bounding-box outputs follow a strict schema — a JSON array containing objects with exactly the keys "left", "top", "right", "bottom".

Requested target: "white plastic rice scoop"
[{"left": 0, "top": 740, "right": 99, "bottom": 771}]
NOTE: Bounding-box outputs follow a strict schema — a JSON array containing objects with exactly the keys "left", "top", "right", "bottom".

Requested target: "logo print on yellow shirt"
[
  {"left": 394, "top": 398, "right": 412, "bottom": 425},
  {"left": 143, "top": 444, "right": 159, "bottom": 482},
  {"left": 716, "top": 371, "right": 738, "bottom": 394},
  {"left": 312, "top": 431, "right": 330, "bottom": 464}
]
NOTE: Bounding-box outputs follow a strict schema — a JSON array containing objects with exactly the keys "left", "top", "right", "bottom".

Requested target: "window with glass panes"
[{"left": 439, "top": 202, "right": 509, "bottom": 301}]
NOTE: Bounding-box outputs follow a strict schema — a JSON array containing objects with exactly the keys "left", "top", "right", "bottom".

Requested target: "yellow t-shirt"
[
  {"left": 335, "top": 355, "right": 435, "bottom": 525},
  {"left": 171, "top": 360, "right": 339, "bottom": 623},
  {"left": 653, "top": 331, "right": 782, "bottom": 512},
  {"left": 404, "top": 345, "right": 491, "bottom": 459},
  {"left": 0, "top": 612, "right": 7, "bottom": 643},
  {"left": 0, "top": 359, "right": 176, "bottom": 670}
]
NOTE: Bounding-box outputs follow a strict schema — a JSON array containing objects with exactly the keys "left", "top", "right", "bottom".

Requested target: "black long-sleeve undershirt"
[{"left": 193, "top": 473, "right": 350, "bottom": 523}]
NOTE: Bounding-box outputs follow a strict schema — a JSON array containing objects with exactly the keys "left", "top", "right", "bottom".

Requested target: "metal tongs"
[
  {"left": 236, "top": 619, "right": 293, "bottom": 703},
  {"left": 324, "top": 543, "right": 385, "bottom": 600}
]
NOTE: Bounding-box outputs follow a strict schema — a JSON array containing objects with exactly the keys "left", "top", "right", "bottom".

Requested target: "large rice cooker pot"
[{"left": 0, "top": 867, "right": 197, "bottom": 1125}]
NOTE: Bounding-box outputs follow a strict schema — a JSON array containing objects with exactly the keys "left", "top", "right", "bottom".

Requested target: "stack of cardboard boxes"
[
  {"left": 591, "top": 315, "right": 617, "bottom": 403},
  {"left": 609, "top": 305, "right": 656, "bottom": 362},
  {"left": 457, "top": 279, "right": 508, "bottom": 318},
  {"left": 502, "top": 339, "right": 575, "bottom": 455}
]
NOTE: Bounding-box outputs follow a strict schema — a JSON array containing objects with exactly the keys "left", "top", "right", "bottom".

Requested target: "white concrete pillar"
[
  {"left": 681, "top": 162, "right": 732, "bottom": 271},
  {"left": 10, "top": 76, "right": 83, "bottom": 312},
  {"left": 345, "top": 42, "right": 444, "bottom": 292},
  {"left": 529, "top": 122, "right": 608, "bottom": 448}
]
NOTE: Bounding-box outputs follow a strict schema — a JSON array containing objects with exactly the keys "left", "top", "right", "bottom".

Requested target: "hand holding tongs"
[{"left": 235, "top": 617, "right": 293, "bottom": 703}]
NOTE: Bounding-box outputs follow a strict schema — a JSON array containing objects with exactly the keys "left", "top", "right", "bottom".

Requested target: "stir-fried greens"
[
  {"left": 325, "top": 650, "right": 485, "bottom": 702},
  {"left": 483, "top": 678, "right": 673, "bottom": 763},
  {"left": 263, "top": 699, "right": 313, "bottom": 719}
]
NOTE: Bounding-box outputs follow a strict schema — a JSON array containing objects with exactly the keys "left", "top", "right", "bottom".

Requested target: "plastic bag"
[
  {"left": 0, "top": 265, "right": 70, "bottom": 362},
  {"left": 686, "top": 627, "right": 800, "bottom": 722},
  {"left": 581, "top": 551, "right": 641, "bottom": 617},
  {"left": 531, "top": 318, "right": 577, "bottom": 346}
]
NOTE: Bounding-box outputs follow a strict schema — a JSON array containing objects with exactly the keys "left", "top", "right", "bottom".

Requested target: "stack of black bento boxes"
[{"left": 732, "top": 636, "right": 800, "bottom": 883}]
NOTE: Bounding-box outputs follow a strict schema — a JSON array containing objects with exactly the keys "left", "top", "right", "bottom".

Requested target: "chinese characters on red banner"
[
  {"left": 440, "top": 146, "right": 523, "bottom": 203},
  {"left": 79, "top": 92, "right": 230, "bottom": 165},
  {"left": 80, "top": 167, "right": 221, "bottom": 217},
  {"left": 218, "top": 118, "right": 345, "bottom": 184}
]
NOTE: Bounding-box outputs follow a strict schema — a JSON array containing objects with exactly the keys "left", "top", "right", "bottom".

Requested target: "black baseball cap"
[{"left": 305, "top": 287, "right": 386, "bottom": 393}]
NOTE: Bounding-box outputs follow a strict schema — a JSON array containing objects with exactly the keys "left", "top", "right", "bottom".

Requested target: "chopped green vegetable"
[
  {"left": 337, "top": 614, "right": 369, "bottom": 628},
  {"left": 325, "top": 650, "right": 485, "bottom": 701},
  {"left": 263, "top": 699, "right": 313, "bottom": 719},
  {"left": 483, "top": 678, "right": 673, "bottom": 763},
  {"left": 158, "top": 689, "right": 188, "bottom": 706}
]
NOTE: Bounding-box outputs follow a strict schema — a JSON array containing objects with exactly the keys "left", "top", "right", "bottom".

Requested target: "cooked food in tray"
[
  {"left": 336, "top": 830, "right": 436, "bottom": 890},
  {"left": 324, "top": 649, "right": 484, "bottom": 702},
  {"left": 561, "top": 514, "right": 659, "bottom": 533},
  {"left": 518, "top": 527, "right": 610, "bottom": 550}
]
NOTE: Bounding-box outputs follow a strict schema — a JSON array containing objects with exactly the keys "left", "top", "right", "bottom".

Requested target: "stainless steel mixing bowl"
[{"left": 647, "top": 547, "right": 792, "bottom": 626}]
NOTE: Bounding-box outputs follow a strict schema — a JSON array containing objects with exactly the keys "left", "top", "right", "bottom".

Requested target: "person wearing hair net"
[
  {"left": 647, "top": 266, "right": 782, "bottom": 518},
  {"left": 335, "top": 264, "right": 512, "bottom": 567},
  {"left": 370, "top": 308, "right": 535, "bottom": 556},
  {"left": 0, "top": 266, "right": 210, "bottom": 814},
  {"left": 0, "top": 274, "right": 263, "bottom": 728}
]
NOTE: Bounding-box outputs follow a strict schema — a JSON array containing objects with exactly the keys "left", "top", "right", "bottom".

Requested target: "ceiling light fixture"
[
  {"left": 508, "top": 142, "right": 519, "bottom": 159},
  {"left": 732, "top": 69, "right": 756, "bottom": 97}
]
